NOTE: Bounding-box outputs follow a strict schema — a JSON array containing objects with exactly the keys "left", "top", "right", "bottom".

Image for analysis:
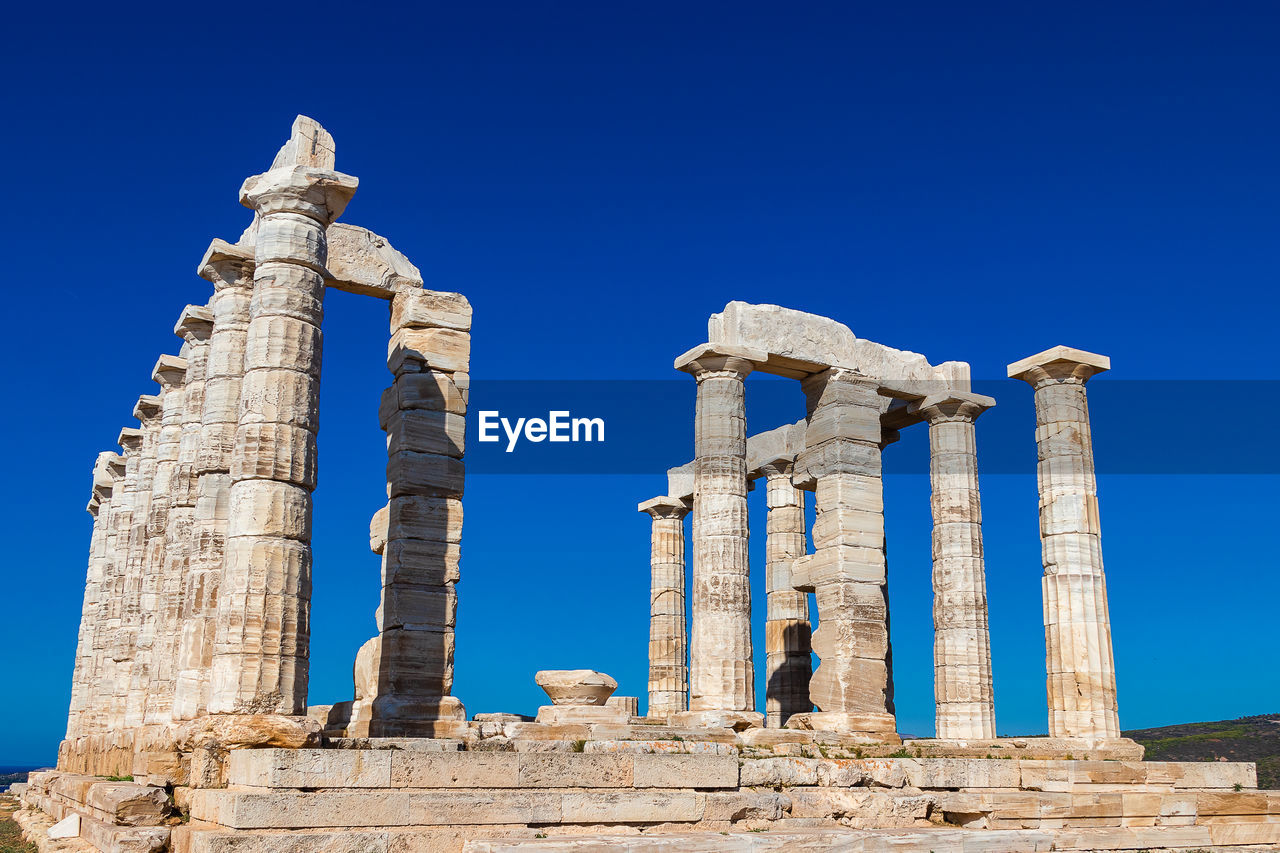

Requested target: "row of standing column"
[
  {"left": 65, "top": 162, "right": 358, "bottom": 738},
  {"left": 645, "top": 348, "right": 1115, "bottom": 740}
]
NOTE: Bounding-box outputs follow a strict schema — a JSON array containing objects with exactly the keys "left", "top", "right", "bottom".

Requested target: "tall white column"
[
  {"left": 93, "top": 428, "right": 143, "bottom": 733},
  {"left": 67, "top": 453, "right": 123, "bottom": 739},
  {"left": 146, "top": 307, "right": 214, "bottom": 724},
  {"left": 790, "top": 369, "right": 898, "bottom": 741},
  {"left": 639, "top": 496, "right": 690, "bottom": 720},
  {"left": 174, "top": 242, "right": 255, "bottom": 720},
  {"left": 210, "top": 163, "right": 357, "bottom": 715},
  {"left": 917, "top": 392, "right": 997, "bottom": 740},
  {"left": 672, "top": 346, "right": 761, "bottom": 728},
  {"left": 1009, "top": 346, "right": 1120, "bottom": 740},
  {"left": 759, "top": 460, "right": 811, "bottom": 728},
  {"left": 128, "top": 356, "right": 188, "bottom": 728},
  {"left": 114, "top": 393, "right": 167, "bottom": 730}
]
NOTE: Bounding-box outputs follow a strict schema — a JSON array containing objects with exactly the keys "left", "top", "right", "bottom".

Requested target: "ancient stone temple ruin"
[{"left": 15, "top": 117, "right": 1280, "bottom": 852}]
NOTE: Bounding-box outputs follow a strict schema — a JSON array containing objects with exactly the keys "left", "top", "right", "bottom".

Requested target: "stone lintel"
[
  {"left": 118, "top": 427, "right": 144, "bottom": 451},
  {"left": 198, "top": 239, "right": 255, "bottom": 287},
  {"left": 174, "top": 304, "right": 215, "bottom": 341},
  {"left": 327, "top": 223, "right": 424, "bottom": 299},
  {"left": 673, "top": 343, "right": 766, "bottom": 375},
  {"left": 1008, "top": 345, "right": 1111, "bottom": 384},
  {"left": 133, "top": 395, "right": 162, "bottom": 421},
  {"left": 152, "top": 354, "right": 188, "bottom": 387},
  {"left": 637, "top": 496, "right": 691, "bottom": 518}
]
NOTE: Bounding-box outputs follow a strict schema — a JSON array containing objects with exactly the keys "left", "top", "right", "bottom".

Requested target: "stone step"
[
  {"left": 227, "top": 749, "right": 739, "bottom": 790},
  {"left": 190, "top": 788, "right": 710, "bottom": 829},
  {"left": 170, "top": 822, "right": 1280, "bottom": 853},
  {"left": 931, "top": 789, "right": 1280, "bottom": 823}
]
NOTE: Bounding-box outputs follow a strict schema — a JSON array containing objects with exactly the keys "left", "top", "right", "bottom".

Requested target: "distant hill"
[
  {"left": 1125, "top": 713, "right": 1280, "bottom": 790},
  {"left": 0, "top": 768, "right": 45, "bottom": 790}
]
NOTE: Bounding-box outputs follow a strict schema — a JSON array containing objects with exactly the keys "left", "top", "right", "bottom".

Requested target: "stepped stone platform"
[{"left": 21, "top": 728, "right": 1280, "bottom": 852}]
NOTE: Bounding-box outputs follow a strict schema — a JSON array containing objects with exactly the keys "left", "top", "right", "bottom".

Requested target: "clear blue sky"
[{"left": 1, "top": 2, "right": 1277, "bottom": 766}]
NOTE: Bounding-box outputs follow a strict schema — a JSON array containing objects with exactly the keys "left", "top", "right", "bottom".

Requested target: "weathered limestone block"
[
  {"left": 702, "top": 790, "right": 792, "bottom": 822},
  {"left": 384, "top": 409, "right": 466, "bottom": 458},
  {"left": 173, "top": 714, "right": 321, "bottom": 751},
  {"left": 386, "top": 451, "right": 466, "bottom": 498},
  {"left": 1009, "top": 346, "right": 1120, "bottom": 740},
  {"left": 381, "top": 538, "right": 461, "bottom": 586},
  {"left": 391, "top": 288, "right": 472, "bottom": 332},
  {"left": 638, "top": 496, "right": 690, "bottom": 719},
  {"left": 760, "top": 460, "right": 811, "bottom": 728},
  {"left": 788, "top": 369, "right": 897, "bottom": 741},
  {"left": 228, "top": 749, "right": 393, "bottom": 789},
  {"left": 387, "top": 327, "right": 471, "bottom": 375},
  {"left": 673, "top": 346, "right": 759, "bottom": 726},
  {"left": 379, "top": 371, "right": 468, "bottom": 420},
  {"left": 915, "top": 392, "right": 997, "bottom": 740},
  {"left": 84, "top": 782, "right": 172, "bottom": 826}
]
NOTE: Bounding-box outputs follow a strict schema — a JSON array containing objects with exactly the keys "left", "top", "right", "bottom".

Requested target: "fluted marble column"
[
  {"left": 146, "top": 308, "right": 213, "bottom": 724},
  {"left": 67, "top": 453, "right": 123, "bottom": 739},
  {"left": 210, "top": 163, "right": 357, "bottom": 715},
  {"left": 112, "top": 396, "right": 164, "bottom": 730},
  {"left": 173, "top": 242, "right": 255, "bottom": 721},
  {"left": 672, "top": 346, "right": 760, "bottom": 727},
  {"left": 791, "top": 369, "right": 898, "bottom": 741},
  {"left": 91, "top": 430, "right": 141, "bottom": 733},
  {"left": 917, "top": 393, "right": 997, "bottom": 739},
  {"left": 128, "top": 356, "right": 188, "bottom": 728},
  {"left": 639, "top": 496, "right": 691, "bottom": 720},
  {"left": 1009, "top": 346, "right": 1119, "bottom": 740},
  {"left": 760, "top": 460, "right": 811, "bottom": 728}
]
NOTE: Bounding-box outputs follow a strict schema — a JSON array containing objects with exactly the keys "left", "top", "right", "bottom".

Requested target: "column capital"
[
  {"left": 674, "top": 343, "right": 763, "bottom": 380},
  {"left": 1008, "top": 345, "right": 1110, "bottom": 388},
  {"left": 756, "top": 456, "right": 795, "bottom": 480},
  {"left": 118, "top": 427, "right": 144, "bottom": 452},
  {"left": 133, "top": 394, "right": 162, "bottom": 423},
  {"left": 912, "top": 391, "right": 996, "bottom": 425},
  {"left": 198, "top": 239, "right": 255, "bottom": 289},
  {"left": 240, "top": 165, "right": 359, "bottom": 224},
  {"left": 174, "top": 304, "right": 214, "bottom": 344},
  {"left": 152, "top": 354, "right": 188, "bottom": 388},
  {"left": 638, "top": 496, "right": 691, "bottom": 520},
  {"left": 91, "top": 452, "right": 118, "bottom": 496}
]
